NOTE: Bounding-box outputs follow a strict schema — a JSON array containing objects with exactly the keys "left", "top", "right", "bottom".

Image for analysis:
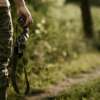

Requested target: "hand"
[{"left": 17, "top": 6, "right": 33, "bottom": 27}]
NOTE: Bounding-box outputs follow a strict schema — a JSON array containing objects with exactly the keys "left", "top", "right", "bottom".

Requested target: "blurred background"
[{"left": 8, "top": 0, "right": 100, "bottom": 100}]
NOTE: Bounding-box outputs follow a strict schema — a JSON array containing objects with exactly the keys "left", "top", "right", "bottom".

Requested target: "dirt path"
[{"left": 25, "top": 67, "right": 100, "bottom": 100}]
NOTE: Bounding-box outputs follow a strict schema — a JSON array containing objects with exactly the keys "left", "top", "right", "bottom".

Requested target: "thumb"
[{"left": 25, "top": 16, "right": 32, "bottom": 27}]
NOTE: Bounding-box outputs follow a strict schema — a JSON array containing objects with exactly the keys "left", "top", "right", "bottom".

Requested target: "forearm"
[{"left": 14, "top": 0, "right": 26, "bottom": 8}]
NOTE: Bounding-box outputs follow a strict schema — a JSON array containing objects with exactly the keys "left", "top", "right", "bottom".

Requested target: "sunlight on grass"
[
  {"left": 52, "top": 77, "right": 100, "bottom": 100},
  {"left": 28, "top": 52, "right": 100, "bottom": 90},
  {"left": 62, "top": 52, "right": 100, "bottom": 76}
]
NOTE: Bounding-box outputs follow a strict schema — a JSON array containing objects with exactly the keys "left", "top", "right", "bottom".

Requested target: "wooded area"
[{"left": 8, "top": 0, "right": 100, "bottom": 100}]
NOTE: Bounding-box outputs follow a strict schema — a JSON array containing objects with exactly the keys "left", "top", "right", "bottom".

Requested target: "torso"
[{"left": 0, "top": 0, "right": 10, "bottom": 7}]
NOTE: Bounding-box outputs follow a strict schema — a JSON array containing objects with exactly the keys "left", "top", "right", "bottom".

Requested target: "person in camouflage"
[{"left": 0, "top": 0, "right": 32, "bottom": 100}]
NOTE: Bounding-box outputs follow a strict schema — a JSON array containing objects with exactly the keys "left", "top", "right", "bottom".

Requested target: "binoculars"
[{"left": 15, "top": 17, "right": 29, "bottom": 57}]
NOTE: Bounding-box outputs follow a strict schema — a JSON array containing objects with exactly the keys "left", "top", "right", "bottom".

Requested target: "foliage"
[
  {"left": 9, "top": 0, "right": 100, "bottom": 99},
  {"left": 50, "top": 78, "right": 100, "bottom": 100}
]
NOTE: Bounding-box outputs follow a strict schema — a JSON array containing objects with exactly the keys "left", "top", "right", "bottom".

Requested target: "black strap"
[
  {"left": 11, "top": 41, "right": 30, "bottom": 95},
  {"left": 11, "top": 19, "right": 30, "bottom": 95},
  {"left": 11, "top": 68, "right": 30, "bottom": 95}
]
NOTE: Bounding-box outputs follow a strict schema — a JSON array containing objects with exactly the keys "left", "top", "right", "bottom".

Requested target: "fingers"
[
  {"left": 17, "top": 6, "right": 33, "bottom": 27},
  {"left": 25, "top": 15, "right": 33, "bottom": 27}
]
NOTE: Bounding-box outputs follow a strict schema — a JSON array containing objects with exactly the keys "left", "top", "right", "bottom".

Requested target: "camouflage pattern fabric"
[{"left": 0, "top": 7, "right": 13, "bottom": 88}]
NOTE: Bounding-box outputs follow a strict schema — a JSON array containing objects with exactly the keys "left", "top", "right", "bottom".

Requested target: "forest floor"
[{"left": 25, "top": 65, "right": 100, "bottom": 100}]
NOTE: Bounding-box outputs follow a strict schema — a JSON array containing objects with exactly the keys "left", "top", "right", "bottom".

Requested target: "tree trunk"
[{"left": 80, "top": 0, "right": 94, "bottom": 38}]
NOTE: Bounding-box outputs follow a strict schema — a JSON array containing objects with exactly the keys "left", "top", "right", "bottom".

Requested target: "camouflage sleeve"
[{"left": 0, "top": 7, "right": 13, "bottom": 88}]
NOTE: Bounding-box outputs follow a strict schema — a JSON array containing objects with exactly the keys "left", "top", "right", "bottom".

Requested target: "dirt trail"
[{"left": 25, "top": 67, "right": 100, "bottom": 100}]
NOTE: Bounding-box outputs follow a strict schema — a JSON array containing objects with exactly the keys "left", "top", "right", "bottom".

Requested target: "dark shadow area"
[
  {"left": 8, "top": 94, "right": 27, "bottom": 100},
  {"left": 27, "top": 88, "right": 46, "bottom": 96},
  {"left": 41, "top": 95, "right": 60, "bottom": 100}
]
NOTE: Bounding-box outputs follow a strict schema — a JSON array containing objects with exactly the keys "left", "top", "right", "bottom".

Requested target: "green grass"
[
  {"left": 27, "top": 52, "right": 100, "bottom": 89},
  {"left": 8, "top": 2, "right": 100, "bottom": 100},
  {"left": 47, "top": 77, "right": 100, "bottom": 100},
  {"left": 23, "top": 4, "right": 100, "bottom": 89},
  {"left": 8, "top": 52, "right": 100, "bottom": 100}
]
